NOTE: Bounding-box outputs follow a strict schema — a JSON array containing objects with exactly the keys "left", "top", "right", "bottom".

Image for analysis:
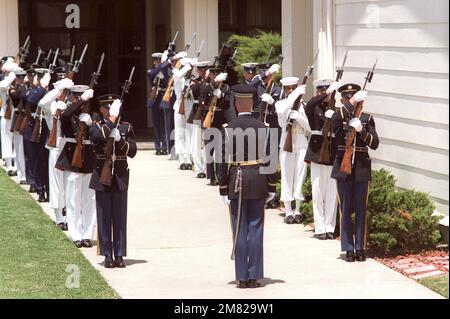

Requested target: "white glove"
[
  {"left": 174, "top": 51, "right": 188, "bottom": 60},
  {"left": 161, "top": 50, "right": 169, "bottom": 63},
  {"left": 266, "top": 193, "right": 276, "bottom": 203},
  {"left": 56, "top": 78, "right": 74, "bottom": 91},
  {"left": 33, "top": 75, "right": 39, "bottom": 87},
  {"left": 81, "top": 89, "right": 94, "bottom": 101},
  {"left": 261, "top": 93, "right": 275, "bottom": 105},
  {"left": 213, "top": 89, "right": 222, "bottom": 98},
  {"left": 325, "top": 109, "right": 335, "bottom": 119},
  {"left": 268, "top": 64, "right": 280, "bottom": 75},
  {"left": 79, "top": 113, "right": 92, "bottom": 126},
  {"left": 40, "top": 73, "right": 51, "bottom": 88},
  {"left": 288, "top": 110, "right": 300, "bottom": 120},
  {"left": 180, "top": 58, "right": 193, "bottom": 66},
  {"left": 349, "top": 118, "right": 363, "bottom": 133},
  {"left": 55, "top": 101, "right": 67, "bottom": 111},
  {"left": 110, "top": 128, "right": 121, "bottom": 142},
  {"left": 110, "top": 99, "right": 122, "bottom": 117},
  {"left": 215, "top": 72, "right": 228, "bottom": 83},
  {"left": 353, "top": 90, "right": 368, "bottom": 103},
  {"left": 221, "top": 196, "right": 230, "bottom": 206},
  {"left": 7, "top": 71, "right": 16, "bottom": 82},
  {"left": 291, "top": 85, "right": 306, "bottom": 99},
  {"left": 2, "top": 59, "right": 17, "bottom": 72},
  {"left": 326, "top": 81, "right": 340, "bottom": 94}
]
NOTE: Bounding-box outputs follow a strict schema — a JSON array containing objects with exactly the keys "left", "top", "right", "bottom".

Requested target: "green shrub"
[{"left": 227, "top": 31, "right": 282, "bottom": 82}]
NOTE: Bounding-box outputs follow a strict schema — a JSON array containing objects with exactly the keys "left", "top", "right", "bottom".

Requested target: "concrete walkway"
[{"left": 6, "top": 151, "right": 444, "bottom": 299}]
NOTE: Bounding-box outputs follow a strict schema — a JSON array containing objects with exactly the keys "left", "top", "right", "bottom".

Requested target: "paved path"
[{"left": 7, "top": 151, "right": 444, "bottom": 299}]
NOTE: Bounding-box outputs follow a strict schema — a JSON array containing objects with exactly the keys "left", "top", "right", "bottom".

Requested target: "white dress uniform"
[
  {"left": 275, "top": 79, "right": 311, "bottom": 218},
  {"left": 40, "top": 88, "right": 66, "bottom": 225},
  {"left": 0, "top": 72, "right": 16, "bottom": 172},
  {"left": 173, "top": 62, "right": 193, "bottom": 167}
]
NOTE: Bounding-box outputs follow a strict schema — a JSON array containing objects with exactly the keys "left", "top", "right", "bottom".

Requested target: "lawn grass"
[
  {"left": 0, "top": 170, "right": 119, "bottom": 299},
  {"left": 419, "top": 275, "right": 449, "bottom": 299}
]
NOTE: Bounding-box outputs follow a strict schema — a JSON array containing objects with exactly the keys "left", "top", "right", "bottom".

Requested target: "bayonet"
[
  {"left": 195, "top": 39, "right": 205, "bottom": 58},
  {"left": 265, "top": 47, "right": 273, "bottom": 64},
  {"left": 90, "top": 53, "right": 105, "bottom": 88},
  {"left": 213, "top": 43, "right": 226, "bottom": 67},
  {"left": 49, "top": 48, "right": 59, "bottom": 73},
  {"left": 185, "top": 33, "right": 196, "bottom": 52},
  {"left": 34, "top": 48, "right": 43, "bottom": 65},
  {"left": 46, "top": 49, "right": 53, "bottom": 61},
  {"left": 168, "top": 31, "right": 179, "bottom": 52},
  {"left": 305, "top": 49, "right": 320, "bottom": 77},
  {"left": 73, "top": 44, "right": 88, "bottom": 73},
  {"left": 336, "top": 50, "right": 348, "bottom": 81},
  {"left": 120, "top": 66, "right": 135, "bottom": 101},
  {"left": 69, "top": 45, "right": 76, "bottom": 64},
  {"left": 363, "top": 58, "right": 377, "bottom": 89}
]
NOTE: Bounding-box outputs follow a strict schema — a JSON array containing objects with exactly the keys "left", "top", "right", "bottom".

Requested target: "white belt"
[
  {"left": 63, "top": 138, "right": 91, "bottom": 145},
  {"left": 311, "top": 130, "right": 336, "bottom": 138}
]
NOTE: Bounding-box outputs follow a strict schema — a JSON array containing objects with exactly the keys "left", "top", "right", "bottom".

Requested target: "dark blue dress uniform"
[
  {"left": 24, "top": 83, "right": 49, "bottom": 199},
  {"left": 331, "top": 84, "right": 379, "bottom": 259},
  {"left": 89, "top": 96, "right": 137, "bottom": 262},
  {"left": 218, "top": 84, "right": 277, "bottom": 285},
  {"left": 147, "top": 57, "right": 171, "bottom": 155}
]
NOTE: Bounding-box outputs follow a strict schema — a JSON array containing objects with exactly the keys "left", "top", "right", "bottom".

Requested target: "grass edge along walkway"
[
  {"left": 419, "top": 275, "right": 449, "bottom": 299},
  {"left": 0, "top": 170, "right": 119, "bottom": 299}
]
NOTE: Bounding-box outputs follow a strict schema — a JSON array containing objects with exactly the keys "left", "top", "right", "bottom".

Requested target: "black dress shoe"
[
  {"left": 7, "top": 170, "right": 13, "bottom": 177},
  {"left": 266, "top": 199, "right": 280, "bottom": 209},
  {"left": 326, "top": 232, "right": 335, "bottom": 240},
  {"left": 346, "top": 251, "right": 356, "bottom": 262},
  {"left": 114, "top": 256, "right": 126, "bottom": 268},
  {"left": 356, "top": 250, "right": 367, "bottom": 262},
  {"left": 161, "top": 150, "right": 168, "bottom": 156},
  {"left": 197, "top": 173, "right": 206, "bottom": 179},
  {"left": 74, "top": 241, "right": 83, "bottom": 248},
  {"left": 156, "top": 150, "right": 162, "bottom": 156},
  {"left": 63, "top": 223, "right": 68, "bottom": 231},
  {"left": 318, "top": 234, "right": 328, "bottom": 240},
  {"left": 38, "top": 194, "right": 46, "bottom": 203},
  {"left": 186, "top": 164, "right": 193, "bottom": 171},
  {"left": 180, "top": 164, "right": 187, "bottom": 171},
  {"left": 237, "top": 281, "right": 248, "bottom": 289},
  {"left": 57, "top": 223, "right": 66, "bottom": 230},
  {"left": 294, "top": 215, "right": 302, "bottom": 224},
  {"left": 208, "top": 180, "right": 218, "bottom": 186},
  {"left": 29, "top": 185, "right": 37, "bottom": 193},
  {"left": 62, "top": 208, "right": 67, "bottom": 217},
  {"left": 285, "top": 215, "right": 295, "bottom": 224},
  {"left": 82, "top": 239, "right": 93, "bottom": 248},
  {"left": 104, "top": 256, "right": 115, "bottom": 269},
  {"left": 19, "top": 181, "right": 27, "bottom": 185},
  {"left": 247, "top": 279, "right": 261, "bottom": 289}
]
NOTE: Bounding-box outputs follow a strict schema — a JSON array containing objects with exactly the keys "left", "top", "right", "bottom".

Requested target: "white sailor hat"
[
  {"left": 313, "top": 79, "right": 334, "bottom": 89},
  {"left": 280, "top": 77, "right": 300, "bottom": 87},
  {"left": 242, "top": 63, "right": 258, "bottom": 74},
  {"left": 69, "top": 85, "right": 90, "bottom": 94},
  {"left": 14, "top": 69, "right": 27, "bottom": 77},
  {"left": 152, "top": 53, "right": 163, "bottom": 59},
  {"left": 194, "top": 61, "right": 210, "bottom": 69},
  {"left": 34, "top": 68, "right": 50, "bottom": 77}
]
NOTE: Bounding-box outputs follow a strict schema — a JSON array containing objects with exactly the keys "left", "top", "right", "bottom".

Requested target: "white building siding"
[
  {"left": 334, "top": 0, "right": 449, "bottom": 214},
  {"left": 0, "top": 0, "right": 19, "bottom": 56}
]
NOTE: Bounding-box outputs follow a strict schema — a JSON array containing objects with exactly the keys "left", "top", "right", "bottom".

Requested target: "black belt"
[
  {"left": 338, "top": 146, "right": 368, "bottom": 153},
  {"left": 96, "top": 155, "right": 127, "bottom": 161}
]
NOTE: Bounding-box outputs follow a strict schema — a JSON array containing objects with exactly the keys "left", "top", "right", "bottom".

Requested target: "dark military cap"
[
  {"left": 208, "top": 65, "right": 222, "bottom": 74},
  {"left": 26, "top": 67, "right": 37, "bottom": 76},
  {"left": 257, "top": 63, "right": 272, "bottom": 72},
  {"left": 242, "top": 63, "right": 258, "bottom": 74},
  {"left": 338, "top": 83, "right": 361, "bottom": 98},
  {"left": 231, "top": 84, "right": 258, "bottom": 102},
  {"left": 97, "top": 94, "right": 120, "bottom": 108}
]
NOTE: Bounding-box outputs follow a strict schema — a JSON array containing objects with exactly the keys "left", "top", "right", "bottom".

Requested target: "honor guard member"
[
  {"left": 8, "top": 69, "right": 28, "bottom": 184},
  {"left": 25, "top": 68, "right": 51, "bottom": 202},
  {"left": 40, "top": 76, "right": 74, "bottom": 230},
  {"left": 218, "top": 84, "right": 277, "bottom": 289},
  {"left": 188, "top": 61, "right": 209, "bottom": 179},
  {"left": 173, "top": 57, "right": 196, "bottom": 170},
  {"left": 202, "top": 66, "right": 229, "bottom": 186},
  {"left": 305, "top": 79, "right": 341, "bottom": 240},
  {"left": 89, "top": 96, "right": 137, "bottom": 268},
  {"left": 0, "top": 58, "right": 19, "bottom": 175},
  {"left": 148, "top": 52, "right": 169, "bottom": 156},
  {"left": 331, "top": 84, "right": 379, "bottom": 262},
  {"left": 55, "top": 85, "right": 97, "bottom": 248},
  {"left": 275, "top": 77, "right": 310, "bottom": 224}
]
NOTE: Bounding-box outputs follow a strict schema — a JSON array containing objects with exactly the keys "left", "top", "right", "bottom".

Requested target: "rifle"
[
  {"left": 42, "top": 49, "right": 53, "bottom": 68},
  {"left": 283, "top": 49, "right": 320, "bottom": 153},
  {"left": 71, "top": 53, "right": 105, "bottom": 168},
  {"left": 49, "top": 48, "right": 60, "bottom": 74},
  {"left": 162, "top": 32, "right": 196, "bottom": 104},
  {"left": 34, "top": 47, "right": 43, "bottom": 66},
  {"left": 203, "top": 48, "right": 238, "bottom": 129},
  {"left": 13, "top": 82, "right": 27, "bottom": 132},
  {"left": 318, "top": 51, "right": 348, "bottom": 164},
  {"left": 258, "top": 44, "right": 289, "bottom": 122},
  {"left": 47, "top": 44, "right": 88, "bottom": 148},
  {"left": 100, "top": 66, "right": 135, "bottom": 186},
  {"left": 340, "top": 59, "right": 377, "bottom": 175},
  {"left": 16, "top": 35, "right": 30, "bottom": 65},
  {"left": 179, "top": 39, "right": 205, "bottom": 116}
]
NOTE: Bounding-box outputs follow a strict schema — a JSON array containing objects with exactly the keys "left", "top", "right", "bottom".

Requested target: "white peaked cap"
[
  {"left": 313, "top": 79, "right": 334, "bottom": 88},
  {"left": 280, "top": 77, "right": 300, "bottom": 87}
]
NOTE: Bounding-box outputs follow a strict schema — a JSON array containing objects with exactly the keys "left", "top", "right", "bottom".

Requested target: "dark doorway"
[{"left": 18, "top": 0, "right": 148, "bottom": 129}]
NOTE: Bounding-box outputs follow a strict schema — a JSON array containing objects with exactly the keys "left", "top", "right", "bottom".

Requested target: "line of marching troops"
[
  {"left": 1, "top": 46, "right": 136, "bottom": 269},
  {"left": 148, "top": 42, "right": 379, "bottom": 288}
]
